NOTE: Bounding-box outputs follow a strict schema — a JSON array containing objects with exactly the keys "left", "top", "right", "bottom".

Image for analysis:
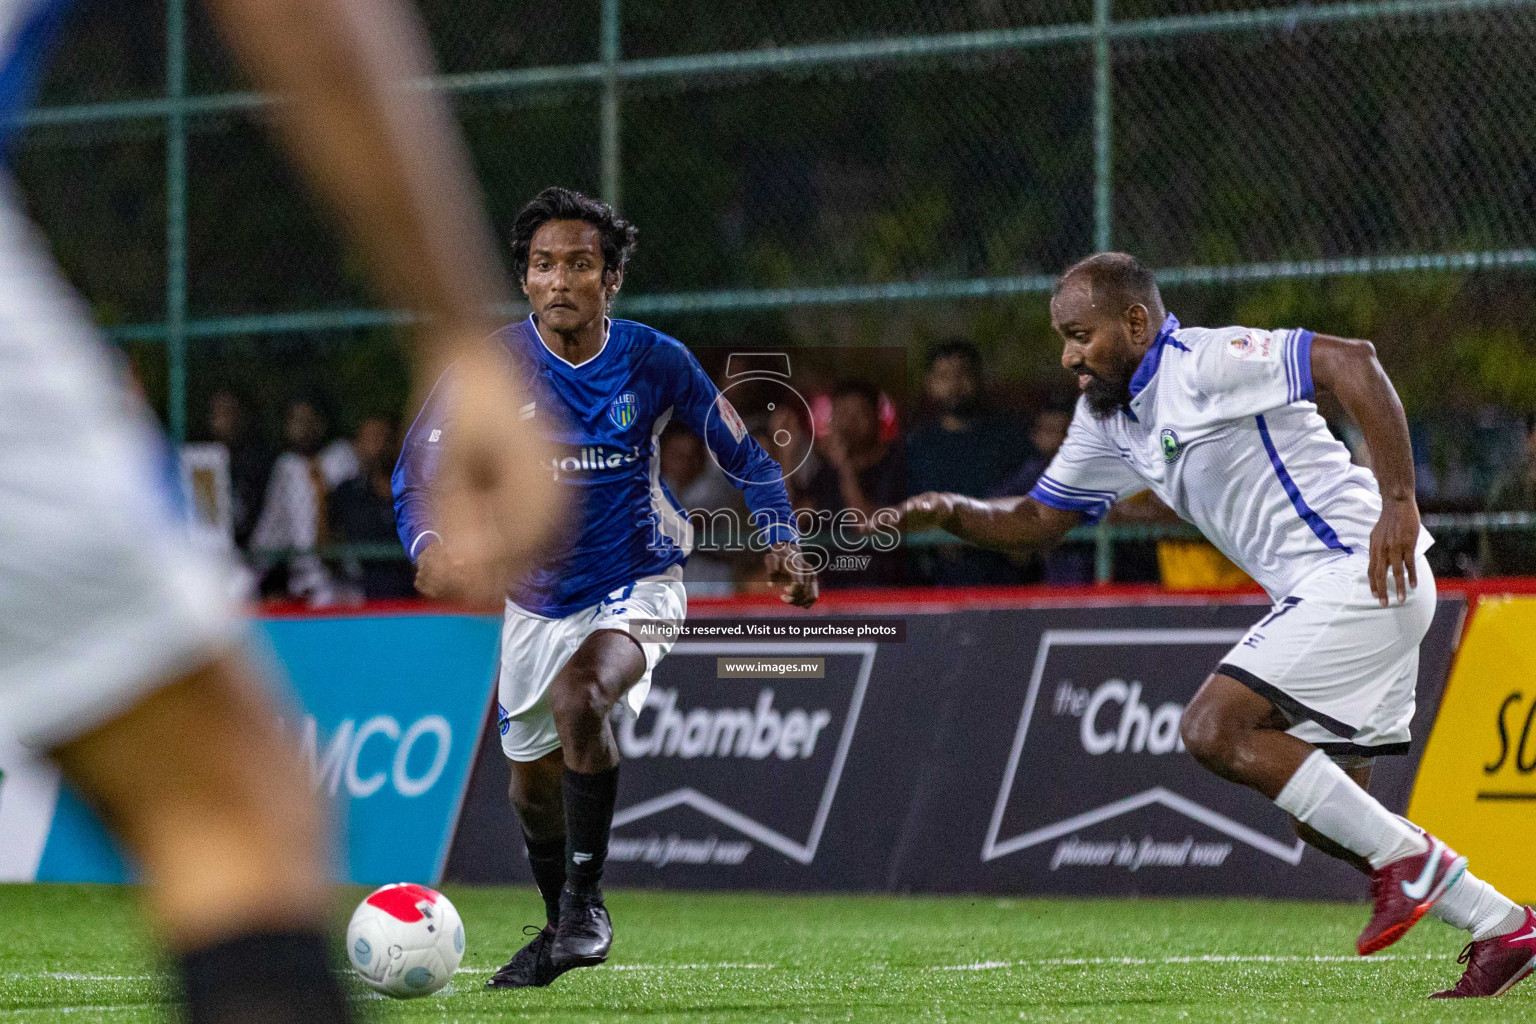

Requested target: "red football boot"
[
  {"left": 1357, "top": 833, "right": 1467, "bottom": 956},
  {"left": 1432, "top": 906, "right": 1536, "bottom": 998}
]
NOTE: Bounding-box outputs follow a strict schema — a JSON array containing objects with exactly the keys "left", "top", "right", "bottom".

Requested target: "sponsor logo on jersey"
[
  {"left": 550, "top": 444, "right": 643, "bottom": 478},
  {"left": 608, "top": 391, "right": 638, "bottom": 429},
  {"left": 427, "top": 429, "right": 441, "bottom": 443},
  {"left": 1226, "top": 330, "right": 1272, "bottom": 361},
  {"left": 715, "top": 393, "right": 747, "bottom": 443},
  {"left": 1160, "top": 428, "right": 1182, "bottom": 463}
]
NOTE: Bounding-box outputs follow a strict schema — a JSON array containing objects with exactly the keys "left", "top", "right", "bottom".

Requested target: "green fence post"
[
  {"left": 1092, "top": 0, "right": 1113, "bottom": 582},
  {"left": 1093, "top": 0, "right": 1112, "bottom": 254},
  {"left": 166, "top": 0, "right": 188, "bottom": 442},
  {"left": 1094, "top": 522, "right": 1115, "bottom": 583},
  {"left": 600, "top": 0, "right": 621, "bottom": 206}
]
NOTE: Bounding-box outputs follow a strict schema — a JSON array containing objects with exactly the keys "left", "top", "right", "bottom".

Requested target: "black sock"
[
  {"left": 524, "top": 831, "right": 567, "bottom": 928},
  {"left": 563, "top": 764, "right": 619, "bottom": 893},
  {"left": 178, "top": 929, "right": 351, "bottom": 1024}
]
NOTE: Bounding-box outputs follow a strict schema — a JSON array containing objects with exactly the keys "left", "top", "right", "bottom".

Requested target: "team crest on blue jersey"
[
  {"left": 1160, "top": 428, "right": 1182, "bottom": 463},
  {"left": 608, "top": 391, "right": 638, "bottom": 429}
]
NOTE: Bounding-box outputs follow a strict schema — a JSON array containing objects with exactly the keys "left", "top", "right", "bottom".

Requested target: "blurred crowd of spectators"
[
  {"left": 191, "top": 341, "right": 1536, "bottom": 605},
  {"left": 191, "top": 389, "right": 414, "bottom": 604}
]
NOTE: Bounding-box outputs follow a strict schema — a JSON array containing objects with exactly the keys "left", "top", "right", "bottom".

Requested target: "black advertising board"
[{"left": 444, "top": 596, "right": 1463, "bottom": 899}]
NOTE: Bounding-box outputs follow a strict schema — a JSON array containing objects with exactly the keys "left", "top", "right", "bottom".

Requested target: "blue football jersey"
[{"left": 393, "top": 316, "right": 798, "bottom": 617}]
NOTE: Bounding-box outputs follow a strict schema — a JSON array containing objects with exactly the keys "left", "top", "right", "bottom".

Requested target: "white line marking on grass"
[
  {"left": 455, "top": 962, "right": 776, "bottom": 974},
  {"left": 601, "top": 962, "right": 776, "bottom": 972},
  {"left": 937, "top": 952, "right": 1455, "bottom": 971},
  {"left": 1, "top": 1007, "right": 161, "bottom": 1017},
  {"left": 14, "top": 973, "right": 155, "bottom": 982},
  {"left": 3, "top": 962, "right": 781, "bottom": 989}
]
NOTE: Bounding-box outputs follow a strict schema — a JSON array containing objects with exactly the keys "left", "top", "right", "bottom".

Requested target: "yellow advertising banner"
[{"left": 1408, "top": 597, "right": 1536, "bottom": 902}]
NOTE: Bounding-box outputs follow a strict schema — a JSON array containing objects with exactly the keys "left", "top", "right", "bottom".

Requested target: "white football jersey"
[{"left": 1029, "top": 314, "right": 1432, "bottom": 600}]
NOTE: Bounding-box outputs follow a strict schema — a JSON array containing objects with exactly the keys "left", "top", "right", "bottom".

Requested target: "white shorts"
[
  {"left": 0, "top": 185, "right": 240, "bottom": 751},
  {"left": 496, "top": 569, "right": 687, "bottom": 762},
  {"left": 1218, "top": 551, "right": 1436, "bottom": 758}
]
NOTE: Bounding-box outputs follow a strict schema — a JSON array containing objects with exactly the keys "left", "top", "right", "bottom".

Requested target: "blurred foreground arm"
[
  {"left": 205, "top": 0, "right": 502, "bottom": 344},
  {"left": 206, "top": 0, "right": 558, "bottom": 599},
  {"left": 873, "top": 493, "right": 1081, "bottom": 553}
]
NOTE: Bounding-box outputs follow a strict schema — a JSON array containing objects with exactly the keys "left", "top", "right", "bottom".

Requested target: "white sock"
[
  {"left": 1274, "top": 750, "right": 1427, "bottom": 870},
  {"left": 1430, "top": 869, "right": 1523, "bottom": 940}
]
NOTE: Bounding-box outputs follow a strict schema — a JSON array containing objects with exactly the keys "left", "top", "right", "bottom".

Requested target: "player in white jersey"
[
  {"left": 879, "top": 254, "right": 1535, "bottom": 999},
  {"left": 0, "top": 1, "right": 554, "bottom": 1021}
]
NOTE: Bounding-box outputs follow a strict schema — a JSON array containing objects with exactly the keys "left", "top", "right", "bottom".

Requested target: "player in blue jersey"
[
  {"left": 394, "top": 186, "right": 819, "bottom": 987},
  {"left": 0, "top": 1, "right": 554, "bottom": 1022}
]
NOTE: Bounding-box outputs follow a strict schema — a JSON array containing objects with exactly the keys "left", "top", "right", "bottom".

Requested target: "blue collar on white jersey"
[{"left": 1127, "top": 313, "right": 1185, "bottom": 402}]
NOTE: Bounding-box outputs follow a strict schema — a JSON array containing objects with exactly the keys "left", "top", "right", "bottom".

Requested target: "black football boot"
[
  {"left": 549, "top": 886, "right": 613, "bottom": 970},
  {"left": 486, "top": 925, "right": 574, "bottom": 988}
]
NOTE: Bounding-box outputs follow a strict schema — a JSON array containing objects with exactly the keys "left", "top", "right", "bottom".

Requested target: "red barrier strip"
[{"left": 255, "top": 576, "right": 1536, "bottom": 620}]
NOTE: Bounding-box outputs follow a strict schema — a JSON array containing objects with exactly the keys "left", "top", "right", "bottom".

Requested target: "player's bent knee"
[
  {"left": 1178, "top": 696, "right": 1234, "bottom": 769},
  {"left": 549, "top": 674, "right": 615, "bottom": 732}
]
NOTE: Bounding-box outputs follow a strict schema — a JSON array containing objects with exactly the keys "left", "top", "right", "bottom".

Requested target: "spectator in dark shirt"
[
  {"left": 330, "top": 416, "right": 416, "bottom": 599},
  {"left": 205, "top": 387, "right": 272, "bottom": 548},
  {"left": 906, "top": 339, "right": 1031, "bottom": 584},
  {"left": 805, "top": 379, "right": 906, "bottom": 586},
  {"left": 992, "top": 405, "right": 1071, "bottom": 498},
  {"left": 906, "top": 339, "right": 1030, "bottom": 497},
  {"left": 991, "top": 405, "right": 1095, "bottom": 583}
]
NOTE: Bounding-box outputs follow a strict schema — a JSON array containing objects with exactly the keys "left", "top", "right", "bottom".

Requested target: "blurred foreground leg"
[{"left": 52, "top": 653, "right": 352, "bottom": 1024}]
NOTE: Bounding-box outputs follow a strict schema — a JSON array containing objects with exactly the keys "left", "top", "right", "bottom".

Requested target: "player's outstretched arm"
[
  {"left": 1310, "top": 333, "right": 1419, "bottom": 606},
  {"left": 206, "top": 0, "right": 559, "bottom": 597},
  {"left": 871, "top": 493, "right": 1082, "bottom": 553}
]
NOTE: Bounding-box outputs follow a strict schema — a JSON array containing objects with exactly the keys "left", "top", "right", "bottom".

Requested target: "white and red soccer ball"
[{"left": 346, "top": 883, "right": 464, "bottom": 998}]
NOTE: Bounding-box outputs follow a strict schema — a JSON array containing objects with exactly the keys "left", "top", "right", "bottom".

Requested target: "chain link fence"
[{"left": 11, "top": 0, "right": 1536, "bottom": 580}]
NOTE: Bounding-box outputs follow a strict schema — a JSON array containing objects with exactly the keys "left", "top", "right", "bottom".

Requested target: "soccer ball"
[{"left": 345, "top": 883, "right": 464, "bottom": 998}]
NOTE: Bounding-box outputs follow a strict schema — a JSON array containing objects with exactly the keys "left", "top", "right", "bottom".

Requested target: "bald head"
[
  {"left": 1050, "top": 252, "right": 1167, "bottom": 420},
  {"left": 1053, "top": 252, "right": 1165, "bottom": 324}
]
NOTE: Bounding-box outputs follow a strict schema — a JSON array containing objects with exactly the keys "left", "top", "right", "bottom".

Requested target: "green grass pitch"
[{"left": 2, "top": 885, "right": 1529, "bottom": 1022}]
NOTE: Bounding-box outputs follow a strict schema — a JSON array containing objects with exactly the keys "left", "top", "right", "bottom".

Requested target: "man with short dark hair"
[
  {"left": 906, "top": 338, "right": 1029, "bottom": 584},
  {"left": 395, "top": 186, "right": 818, "bottom": 989},
  {"left": 203, "top": 387, "right": 271, "bottom": 547},
  {"left": 880, "top": 251, "right": 1533, "bottom": 999},
  {"left": 329, "top": 416, "right": 414, "bottom": 599}
]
